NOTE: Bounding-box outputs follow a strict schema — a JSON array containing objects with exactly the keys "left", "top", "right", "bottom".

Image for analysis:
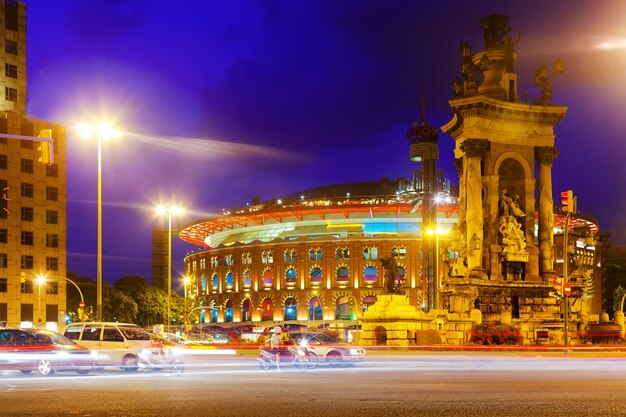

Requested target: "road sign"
[
  {"left": 563, "top": 283, "right": 572, "bottom": 297},
  {"left": 79, "top": 301, "right": 85, "bottom": 309}
]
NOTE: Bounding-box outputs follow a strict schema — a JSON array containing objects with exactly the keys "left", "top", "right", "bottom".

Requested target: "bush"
[{"left": 470, "top": 322, "right": 523, "bottom": 345}]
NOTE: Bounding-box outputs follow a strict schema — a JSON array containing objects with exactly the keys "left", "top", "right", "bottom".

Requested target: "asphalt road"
[{"left": 1, "top": 351, "right": 626, "bottom": 417}]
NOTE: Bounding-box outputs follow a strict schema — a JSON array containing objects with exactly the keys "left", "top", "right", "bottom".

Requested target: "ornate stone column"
[
  {"left": 460, "top": 139, "right": 489, "bottom": 275},
  {"left": 454, "top": 157, "right": 465, "bottom": 230},
  {"left": 535, "top": 146, "right": 559, "bottom": 279}
]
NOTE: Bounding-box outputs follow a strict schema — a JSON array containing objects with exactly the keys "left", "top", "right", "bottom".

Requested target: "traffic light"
[
  {"left": 561, "top": 189, "right": 575, "bottom": 213},
  {"left": 550, "top": 277, "right": 563, "bottom": 300},
  {"left": 37, "top": 128, "right": 52, "bottom": 164},
  {"left": 37, "top": 141, "right": 50, "bottom": 164}
]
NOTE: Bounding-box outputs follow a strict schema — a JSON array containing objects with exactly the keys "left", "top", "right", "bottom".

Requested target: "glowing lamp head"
[{"left": 35, "top": 275, "right": 46, "bottom": 285}]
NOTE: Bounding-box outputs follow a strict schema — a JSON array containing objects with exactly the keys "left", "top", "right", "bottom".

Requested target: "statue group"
[
  {"left": 498, "top": 189, "right": 528, "bottom": 263},
  {"left": 380, "top": 255, "right": 405, "bottom": 294}
]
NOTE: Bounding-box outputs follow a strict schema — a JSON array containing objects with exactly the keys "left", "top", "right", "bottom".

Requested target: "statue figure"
[{"left": 380, "top": 254, "right": 404, "bottom": 294}]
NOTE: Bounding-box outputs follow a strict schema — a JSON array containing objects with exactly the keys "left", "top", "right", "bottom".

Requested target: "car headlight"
[{"left": 349, "top": 349, "right": 360, "bottom": 355}]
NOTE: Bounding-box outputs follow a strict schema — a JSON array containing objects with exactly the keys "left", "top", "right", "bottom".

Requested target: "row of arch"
[
  {"left": 199, "top": 265, "right": 406, "bottom": 292},
  {"left": 202, "top": 295, "right": 379, "bottom": 323}
]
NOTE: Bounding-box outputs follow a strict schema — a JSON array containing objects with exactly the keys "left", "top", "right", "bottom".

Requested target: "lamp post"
[
  {"left": 37, "top": 274, "right": 85, "bottom": 321},
  {"left": 183, "top": 276, "right": 191, "bottom": 332},
  {"left": 426, "top": 227, "right": 449, "bottom": 309},
  {"left": 35, "top": 275, "right": 46, "bottom": 326},
  {"left": 156, "top": 205, "right": 185, "bottom": 332},
  {"left": 78, "top": 123, "right": 121, "bottom": 322}
]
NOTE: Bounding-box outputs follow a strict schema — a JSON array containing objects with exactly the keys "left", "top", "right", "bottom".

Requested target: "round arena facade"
[{"left": 179, "top": 178, "right": 458, "bottom": 327}]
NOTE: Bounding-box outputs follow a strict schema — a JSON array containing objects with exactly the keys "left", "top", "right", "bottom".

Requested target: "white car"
[{"left": 288, "top": 332, "right": 366, "bottom": 367}]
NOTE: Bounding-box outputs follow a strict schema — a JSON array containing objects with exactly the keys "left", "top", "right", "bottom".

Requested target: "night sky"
[{"left": 23, "top": 0, "right": 626, "bottom": 285}]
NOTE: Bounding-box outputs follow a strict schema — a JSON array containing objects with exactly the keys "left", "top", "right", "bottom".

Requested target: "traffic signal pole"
[{"left": 563, "top": 210, "right": 570, "bottom": 353}]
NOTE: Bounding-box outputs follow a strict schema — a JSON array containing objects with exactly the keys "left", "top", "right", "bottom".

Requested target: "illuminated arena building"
[{"left": 178, "top": 177, "right": 600, "bottom": 328}]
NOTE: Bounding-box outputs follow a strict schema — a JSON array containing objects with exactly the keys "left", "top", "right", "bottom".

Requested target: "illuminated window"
[
  {"left": 243, "top": 270, "right": 252, "bottom": 287},
  {"left": 225, "top": 254, "right": 234, "bottom": 266},
  {"left": 262, "top": 250, "right": 273, "bottom": 264},
  {"left": 363, "top": 247, "right": 378, "bottom": 260},
  {"left": 225, "top": 272, "right": 234, "bottom": 288},
  {"left": 211, "top": 274, "right": 218, "bottom": 290},
  {"left": 336, "top": 266, "right": 349, "bottom": 284},
  {"left": 199, "top": 258, "right": 206, "bottom": 269},
  {"left": 309, "top": 248, "right": 322, "bottom": 261},
  {"left": 335, "top": 247, "right": 350, "bottom": 260},
  {"left": 285, "top": 268, "right": 297, "bottom": 286},
  {"left": 263, "top": 269, "right": 273, "bottom": 287},
  {"left": 210, "top": 256, "right": 219, "bottom": 268},
  {"left": 392, "top": 246, "right": 407, "bottom": 259},
  {"left": 310, "top": 267, "right": 322, "bottom": 285},
  {"left": 364, "top": 266, "right": 377, "bottom": 283},
  {"left": 242, "top": 252, "right": 252, "bottom": 265},
  {"left": 284, "top": 249, "right": 297, "bottom": 262}
]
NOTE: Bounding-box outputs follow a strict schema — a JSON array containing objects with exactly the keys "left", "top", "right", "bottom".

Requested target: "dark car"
[{"left": 0, "top": 328, "right": 96, "bottom": 376}]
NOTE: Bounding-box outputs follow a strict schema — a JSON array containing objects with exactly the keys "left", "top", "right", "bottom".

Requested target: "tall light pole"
[
  {"left": 35, "top": 275, "right": 46, "bottom": 326},
  {"left": 37, "top": 274, "right": 85, "bottom": 321},
  {"left": 78, "top": 123, "right": 121, "bottom": 322},
  {"left": 156, "top": 205, "right": 185, "bottom": 331},
  {"left": 183, "top": 276, "right": 190, "bottom": 332},
  {"left": 426, "top": 227, "right": 449, "bottom": 309}
]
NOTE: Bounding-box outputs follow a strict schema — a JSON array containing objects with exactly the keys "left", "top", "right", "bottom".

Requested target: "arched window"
[
  {"left": 363, "top": 295, "right": 377, "bottom": 313},
  {"left": 201, "top": 275, "right": 207, "bottom": 294},
  {"left": 336, "top": 267, "right": 349, "bottom": 284},
  {"left": 364, "top": 266, "right": 377, "bottom": 283},
  {"left": 310, "top": 267, "right": 322, "bottom": 285},
  {"left": 309, "top": 297, "right": 323, "bottom": 320},
  {"left": 242, "top": 270, "right": 252, "bottom": 287},
  {"left": 285, "top": 268, "right": 297, "bottom": 286},
  {"left": 211, "top": 274, "right": 218, "bottom": 290},
  {"left": 225, "top": 272, "right": 234, "bottom": 288},
  {"left": 263, "top": 270, "right": 273, "bottom": 287},
  {"left": 225, "top": 300, "right": 234, "bottom": 322},
  {"left": 242, "top": 299, "right": 251, "bottom": 322},
  {"left": 284, "top": 297, "right": 297, "bottom": 321},
  {"left": 211, "top": 302, "right": 218, "bottom": 322},
  {"left": 261, "top": 298, "right": 273, "bottom": 321}
]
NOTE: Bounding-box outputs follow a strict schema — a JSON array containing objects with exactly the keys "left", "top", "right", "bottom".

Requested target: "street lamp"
[
  {"left": 426, "top": 227, "right": 449, "bottom": 309},
  {"left": 35, "top": 275, "right": 46, "bottom": 326},
  {"left": 37, "top": 274, "right": 85, "bottom": 321},
  {"left": 183, "top": 276, "right": 191, "bottom": 331},
  {"left": 156, "top": 205, "right": 185, "bottom": 332},
  {"left": 78, "top": 122, "right": 121, "bottom": 322}
]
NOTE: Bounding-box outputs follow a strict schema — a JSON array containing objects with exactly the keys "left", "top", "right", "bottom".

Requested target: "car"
[
  {"left": 24, "top": 328, "right": 97, "bottom": 375},
  {"left": 63, "top": 322, "right": 153, "bottom": 371},
  {"left": 287, "top": 332, "right": 366, "bottom": 367}
]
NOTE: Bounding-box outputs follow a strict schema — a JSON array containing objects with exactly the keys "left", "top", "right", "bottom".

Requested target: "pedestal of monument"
[{"left": 359, "top": 294, "right": 423, "bottom": 346}]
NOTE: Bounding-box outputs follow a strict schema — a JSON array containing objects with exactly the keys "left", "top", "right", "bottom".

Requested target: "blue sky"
[{"left": 23, "top": 0, "right": 626, "bottom": 283}]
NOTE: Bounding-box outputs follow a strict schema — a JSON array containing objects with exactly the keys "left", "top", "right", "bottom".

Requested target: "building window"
[
  {"left": 363, "top": 246, "right": 378, "bottom": 260},
  {"left": 5, "top": 0, "right": 18, "bottom": 31},
  {"left": 285, "top": 268, "right": 297, "bottom": 286},
  {"left": 21, "top": 279, "right": 33, "bottom": 293},
  {"left": 242, "top": 270, "right": 252, "bottom": 287},
  {"left": 5, "top": 87, "right": 17, "bottom": 102},
  {"left": 20, "top": 158, "right": 33, "bottom": 174},
  {"left": 191, "top": 261, "right": 197, "bottom": 272},
  {"left": 262, "top": 269, "right": 273, "bottom": 287},
  {"left": 211, "top": 274, "right": 218, "bottom": 290},
  {"left": 284, "top": 249, "right": 297, "bottom": 262},
  {"left": 0, "top": 277, "right": 6, "bottom": 292},
  {"left": 309, "top": 248, "right": 323, "bottom": 261},
  {"left": 225, "top": 254, "right": 233, "bottom": 267},
  {"left": 46, "top": 257, "right": 58, "bottom": 271},
  {"left": 45, "top": 164, "right": 58, "bottom": 177},
  {"left": 46, "top": 233, "right": 58, "bottom": 248},
  {"left": 20, "top": 231, "right": 33, "bottom": 245},
  {"left": 46, "top": 281, "right": 58, "bottom": 295},
  {"left": 0, "top": 155, "right": 6, "bottom": 169},
  {"left": 46, "top": 186, "right": 58, "bottom": 201},
  {"left": 364, "top": 266, "right": 378, "bottom": 283},
  {"left": 21, "top": 255, "right": 33, "bottom": 269},
  {"left": 20, "top": 182, "right": 33, "bottom": 198},
  {"left": 199, "top": 258, "right": 206, "bottom": 270},
  {"left": 262, "top": 250, "right": 273, "bottom": 264},
  {"left": 5, "top": 63, "right": 16, "bottom": 79},
  {"left": 5, "top": 39, "right": 16, "bottom": 55},
  {"left": 225, "top": 272, "right": 234, "bottom": 288},
  {"left": 21, "top": 207, "right": 33, "bottom": 222},
  {"left": 335, "top": 247, "right": 350, "bottom": 260},
  {"left": 210, "top": 256, "right": 218, "bottom": 268},
  {"left": 336, "top": 266, "right": 349, "bottom": 284},
  {"left": 46, "top": 210, "right": 58, "bottom": 224},
  {"left": 242, "top": 252, "right": 252, "bottom": 265},
  {"left": 310, "top": 267, "right": 322, "bottom": 285},
  {"left": 0, "top": 229, "right": 6, "bottom": 243},
  {"left": 392, "top": 246, "right": 407, "bottom": 259},
  {"left": 0, "top": 254, "right": 6, "bottom": 268}
]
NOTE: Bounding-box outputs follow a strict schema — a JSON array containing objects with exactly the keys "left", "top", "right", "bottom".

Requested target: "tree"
[
  {"left": 114, "top": 275, "right": 168, "bottom": 326},
  {"left": 102, "top": 283, "right": 138, "bottom": 323},
  {"left": 612, "top": 285, "right": 625, "bottom": 314},
  {"left": 66, "top": 272, "right": 97, "bottom": 321}
]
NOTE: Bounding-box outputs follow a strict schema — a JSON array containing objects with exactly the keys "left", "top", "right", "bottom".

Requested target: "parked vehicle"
[
  {"left": 63, "top": 322, "right": 153, "bottom": 371},
  {"left": 25, "top": 328, "right": 97, "bottom": 374},
  {"left": 289, "top": 332, "right": 366, "bottom": 367}
]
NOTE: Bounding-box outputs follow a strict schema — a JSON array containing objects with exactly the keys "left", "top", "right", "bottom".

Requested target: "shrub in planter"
[{"left": 470, "top": 322, "right": 523, "bottom": 345}]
